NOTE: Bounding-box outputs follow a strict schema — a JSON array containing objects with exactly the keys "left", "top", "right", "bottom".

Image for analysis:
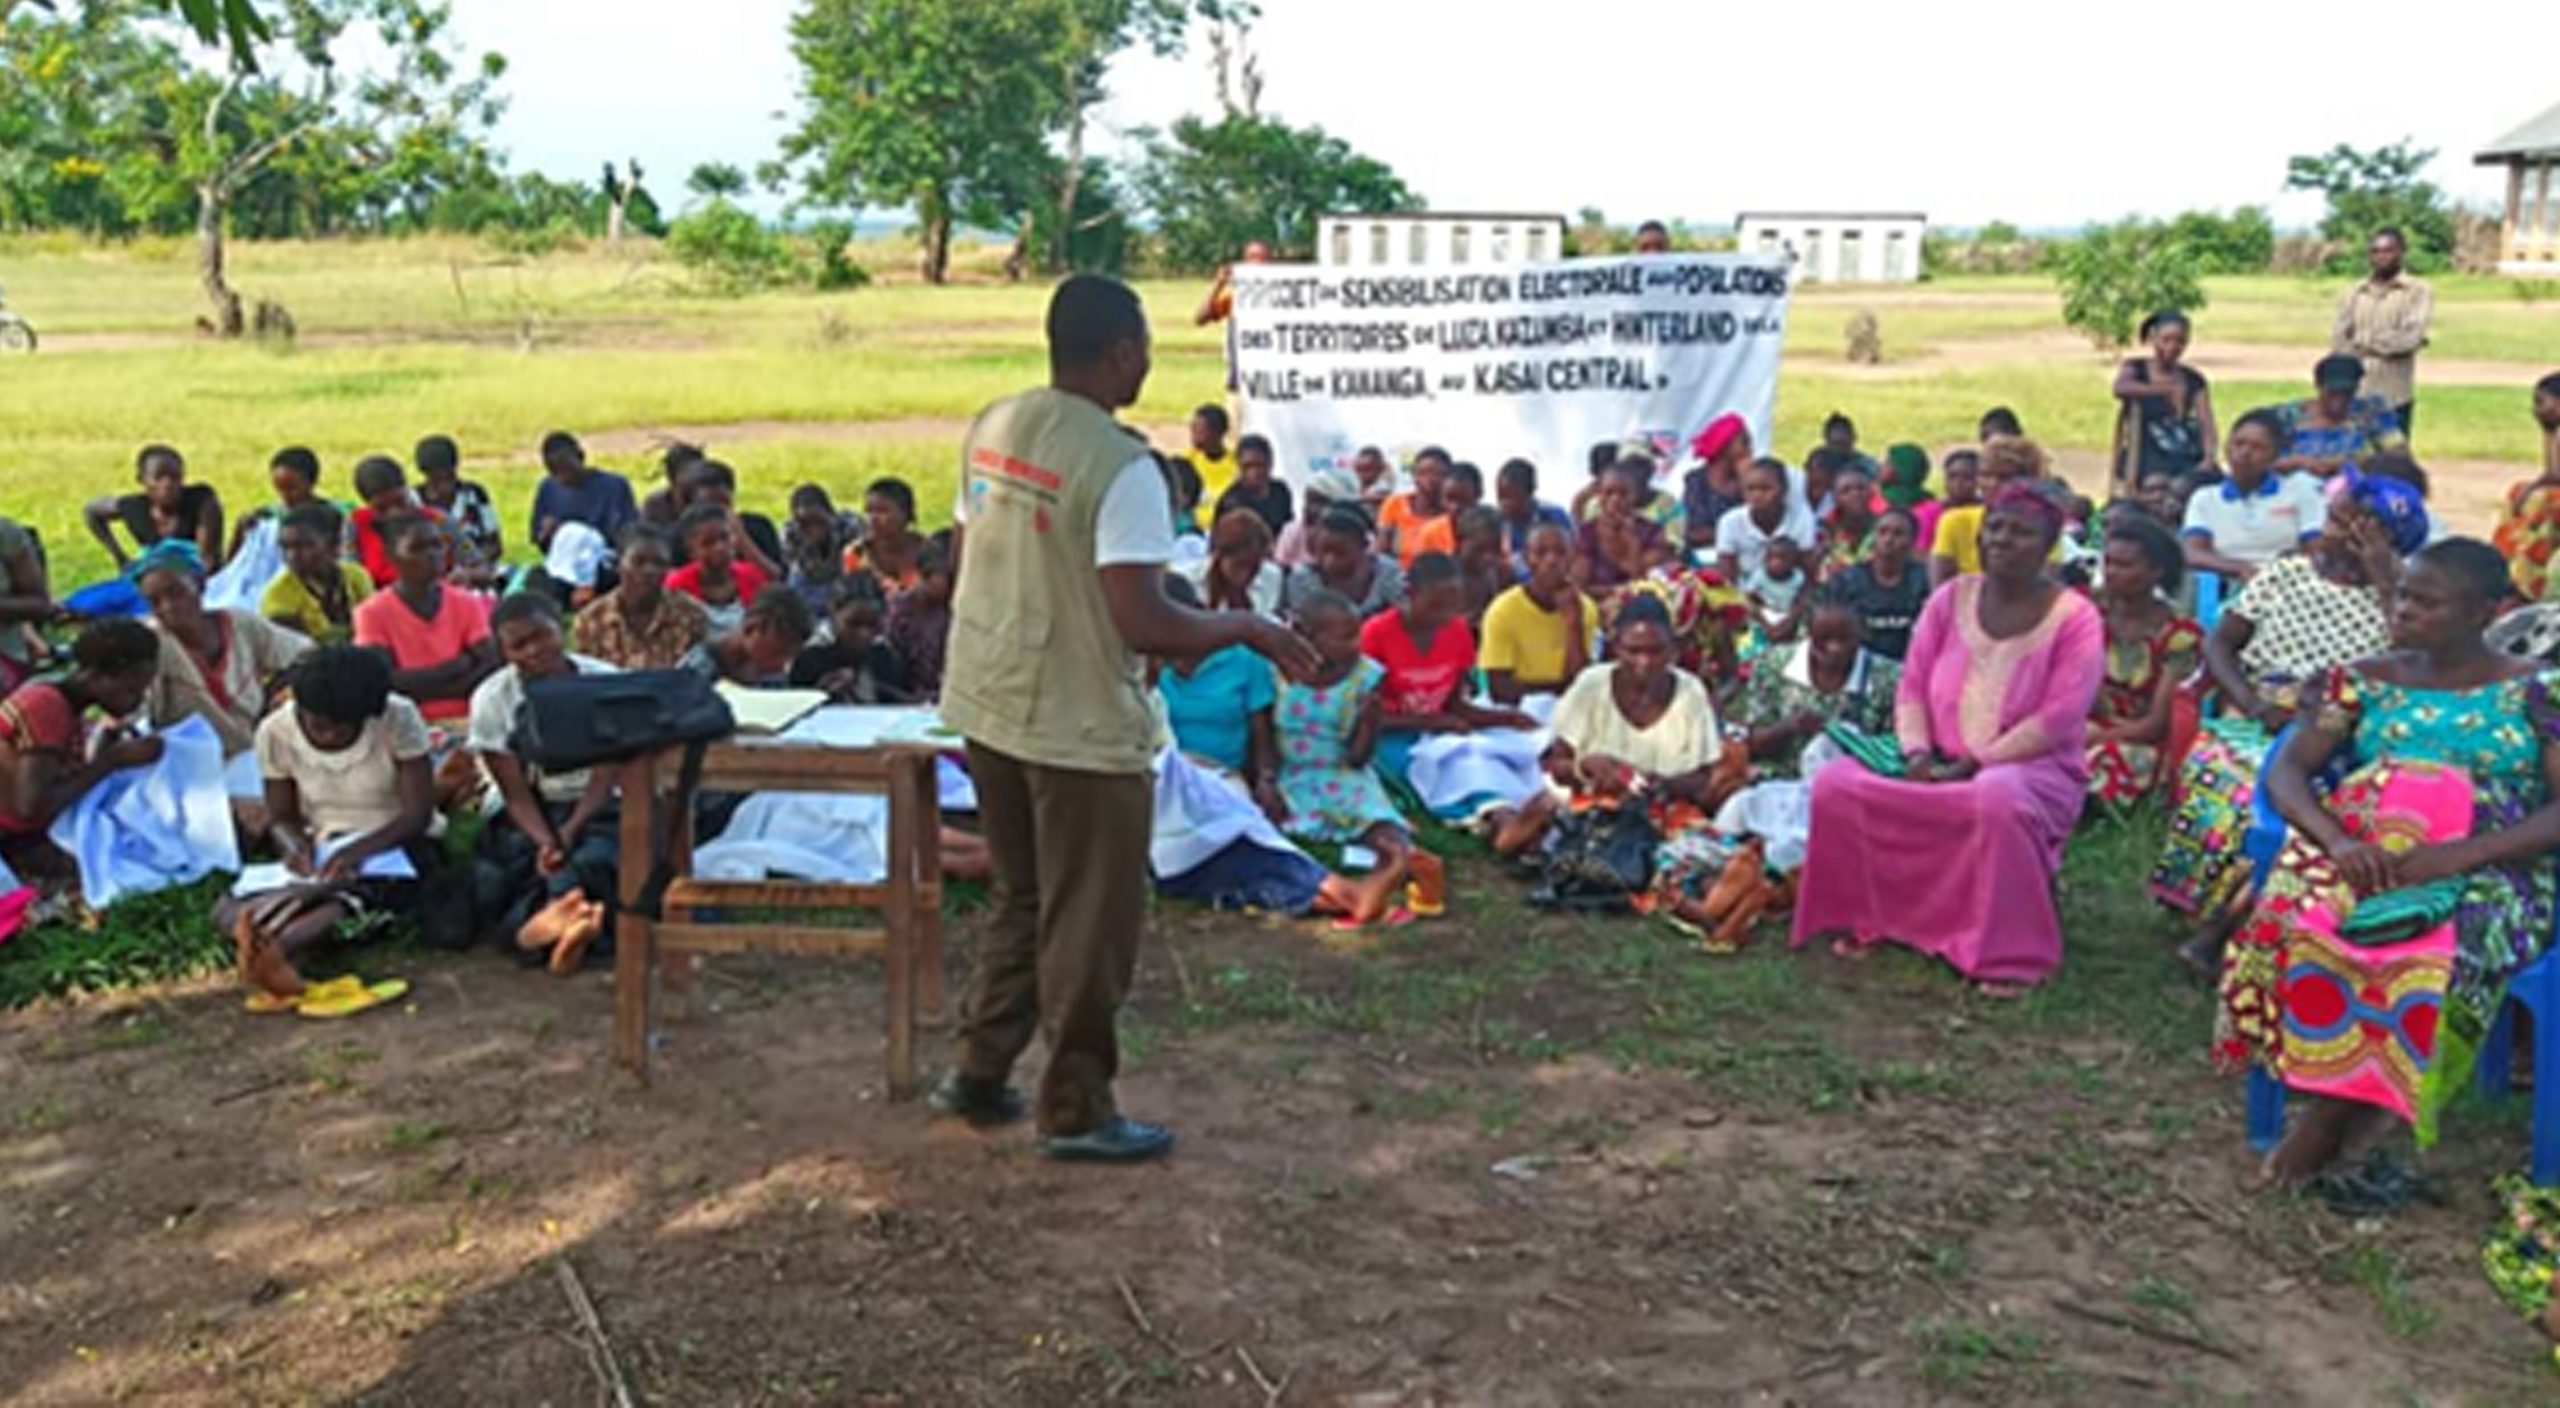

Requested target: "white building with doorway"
[
  {"left": 1735, "top": 211, "right": 1927, "bottom": 284},
  {"left": 1318, "top": 211, "right": 1570, "bottom": 268}
]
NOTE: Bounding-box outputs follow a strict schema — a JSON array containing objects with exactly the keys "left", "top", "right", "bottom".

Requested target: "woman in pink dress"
[{"left": 1791, "top": 485, "right": 2106, "bottom": 995}]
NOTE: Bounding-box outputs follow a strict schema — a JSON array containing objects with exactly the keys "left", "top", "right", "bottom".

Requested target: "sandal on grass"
[
  {"left": 295, "top": 977, "right": 409, "bottom": 1020},
  {"left": 244, "top": 974, "right": 365, "bottom": 1015},
  {"left": 2307, "top": 1149, "right": 2436, "bottom": 1218},
  {"left": 1332, "top": 905, "right": 1416, "bottom": 933}
]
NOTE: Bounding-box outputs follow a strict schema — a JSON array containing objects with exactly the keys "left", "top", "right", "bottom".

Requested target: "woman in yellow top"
[
  {"left": 1933, "top": 439, "right": 2058, "bottom": 583},
  {"left": 1927, "top": 450, "right": 1987, "bottom": 583},
  {"left": 1182, "top": 405, "right": 1237, "bottom": 505},
  {"left": 2491, "top": 372, "right": 2560, "bottom": 602},
  {"left": 261, "top": 504, "right": 373, "bottom": 647}
]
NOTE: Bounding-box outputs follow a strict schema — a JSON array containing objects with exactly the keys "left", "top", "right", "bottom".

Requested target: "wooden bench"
[{"left": 612, "top": 738, "right": 945, "bottom": 1094}]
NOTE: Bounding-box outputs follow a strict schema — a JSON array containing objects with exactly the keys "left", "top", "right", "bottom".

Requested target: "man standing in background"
[
  {"left": 934, "top": 274, "right": 1317, "bottom": 1164},
  {"left": 2332, "top": 227, "right": 2433, "bottom": 441},
  {"left": 1195, "top": 239, "right": 1273, "bottom": 422}
]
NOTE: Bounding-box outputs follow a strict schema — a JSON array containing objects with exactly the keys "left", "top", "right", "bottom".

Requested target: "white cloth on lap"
[
  {"left": 205, "top": 517, "right": 282, "bottom": 614},
  {"left": 1151, "top": 748, "right": 1307, "bottom": 878},
  {"left": 1406, "top": 727, "right": 1549, "bottom": 815},
  {"left": 1709, "top": 734, "right": 1849, "bottom": 874},
  {"left": 51, "top": 716, "right": 241, "bottom": 907}
]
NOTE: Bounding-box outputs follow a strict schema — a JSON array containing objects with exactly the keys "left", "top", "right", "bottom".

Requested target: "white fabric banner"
[{"left": 1231, "top": 254, "right": 1791, "bottom": 488}]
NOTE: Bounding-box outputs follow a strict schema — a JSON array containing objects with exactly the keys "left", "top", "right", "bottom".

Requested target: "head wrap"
[
  {"left": 2345, "top": 469, "right": 2430, "bottom": 556},
  {"left": 124, "top": 538, "right": 206, "bottom": 588},
  {"left": 1881, "top": 443, "right": 1932, "bottom": 509},
  {"left": 1986, "top": 482, "right": 2066, "bottom": 543},
  {"left": 1689, "top": 413, "right": 1747, "bottom": 464}
]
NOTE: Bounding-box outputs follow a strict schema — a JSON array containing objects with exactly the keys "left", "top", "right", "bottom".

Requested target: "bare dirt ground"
[{"left": 5, "top": 845, "right": 2555, "bottom": 1406}]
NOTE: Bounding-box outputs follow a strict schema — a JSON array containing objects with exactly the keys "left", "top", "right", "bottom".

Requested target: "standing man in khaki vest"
[
  {"left": 932, "top": 274, "right": 1318, "bottom": 1163},
  {"left": 2331, "top": 227, "right": 2433, "bottom": 442}
]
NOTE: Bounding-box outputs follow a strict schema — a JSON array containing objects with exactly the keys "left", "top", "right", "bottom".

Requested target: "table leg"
[
  {"left": 883, "top": 755, "right": 920, "bottom": 1098},
  {"left": 663, "top": 787, "right": 699, "bottom": 1008},
  {"left": 914, "top": 750, "right": 947, "bottom": 1023},
  {"left": 614, "top": 755, "right": 659, "bottom": 1080}
]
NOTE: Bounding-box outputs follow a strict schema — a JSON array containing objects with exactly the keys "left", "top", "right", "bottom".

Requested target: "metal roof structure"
[{"left": 2477, "top": 100, "right": 2560, "bottom": 163}]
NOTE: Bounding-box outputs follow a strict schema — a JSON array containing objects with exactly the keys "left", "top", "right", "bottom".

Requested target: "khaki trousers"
[{"left": 957, "top": 740, "right": 1152, "bottom": 1136}]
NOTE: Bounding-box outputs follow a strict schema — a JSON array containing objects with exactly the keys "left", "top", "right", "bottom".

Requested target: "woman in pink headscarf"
[
  {"left": 1681, "top": 414, "right": 1751, "bottom": 559},
  {"left": 1792, "top": 485, "right": 2106, "bottom": 995}
]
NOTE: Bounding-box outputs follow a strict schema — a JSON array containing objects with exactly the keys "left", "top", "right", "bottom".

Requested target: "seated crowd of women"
[
  {"left": 1, "top": 437, "right": 965, "bottom": 1011},
  {"left": 10, "top": 379, "right": 2560, "bottom": 1201}
]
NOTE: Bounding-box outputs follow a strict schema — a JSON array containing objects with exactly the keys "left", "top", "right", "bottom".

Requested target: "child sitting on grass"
[
  {"left": 1453, "top": 504, "right": 1510, "bottom": 628},
  {"left": 351, "top": 513, "right": 497, "bottom": 725},
  {"left": 572, "top": 528, "right": 710, "bottom": 671},
  {"left": 262, "top": 504, "right": 371, "bottom": 646},
  {"left": 1745, "top": 533, "right": 1811, "bottom": 646},
  {"left": 669, "top": 503, "right": 771, "bottom": 637},
  {"left": 790, "top": 576, "right": 911, "bottom": 704},
  {"left": 686, "top": 589, "right": 815, "bottom": 688},
  {"left": 468, "top": 592, "right": 619, "bottom": 975},
  {"left": 1360, "top": 551, "right": 1537, "bottom": 783},
  {"left": 1152, "top": 577, "right": 1405, "bottom": 925},
  {"left": 1271, "top": 589, "right": 1441, "bottom": 926},
  {"left": 414, "top": 434, "right": 502, "bottom": 588},
  {"left": 220, "top": 646, "right": 445, "bottom": 1011},
  {"left": 0, "top": 618, "right": 163, "bottom": 878},
  {"left": 782, "top": 483, "right": 865, "bottom": 614},
  {"left": 883, "top": 535, "right": 954, "bottom": 700},
  {"left": 347, "top": 454, "right": 435, "bottom": 589}
]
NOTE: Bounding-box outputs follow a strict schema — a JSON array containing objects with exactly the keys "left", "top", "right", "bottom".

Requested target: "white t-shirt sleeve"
[
  {"left": 465, "top": 670, "right": 520, "bottom": 756},
  {"left": 2289, "top": 475, "right": 2328, "bottom": 541},
  {"left": 1712, "top": 507, "right": 1748, "bottom": 556},
  {"left": 2180, "top": 491, "right": 2217, "bottom": 542},
  {"left": 1095, "top": 454, "right": 1176, "bottom": 567}
]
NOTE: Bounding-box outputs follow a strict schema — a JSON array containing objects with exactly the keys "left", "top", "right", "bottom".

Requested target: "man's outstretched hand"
[{"left": 1248, "top": 617, "right": 1323, "bottom": 683}]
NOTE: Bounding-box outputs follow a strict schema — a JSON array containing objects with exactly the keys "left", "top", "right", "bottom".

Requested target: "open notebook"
[{"left": 715, "top": 683, "right": 831, "bottom": 736}]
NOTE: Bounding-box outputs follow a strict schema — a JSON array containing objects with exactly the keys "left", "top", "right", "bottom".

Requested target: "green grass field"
[{"left": 2, "top": 235, "right": 2553, "bottom": 588}]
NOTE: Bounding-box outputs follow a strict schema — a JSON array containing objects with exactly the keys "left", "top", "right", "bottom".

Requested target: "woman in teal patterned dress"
[
  {"left": 2225, "top": 540, "right": 2560, "bottom": 1187},
  {"left": 1269, "top": 589, "right": 1437, "bottom": 920}
]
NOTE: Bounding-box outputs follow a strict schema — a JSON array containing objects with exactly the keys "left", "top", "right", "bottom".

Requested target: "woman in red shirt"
[
  {"left": 1359, "top": 551, "right": 1536, "bottom": 783},
  {"left": 668, "top": 504, "right": 770, "bottom": 637}
]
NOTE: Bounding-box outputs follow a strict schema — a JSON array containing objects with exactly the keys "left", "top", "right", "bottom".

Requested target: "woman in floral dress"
[
  {"left": 2087, "top": 516, "right": 2203, "bottom": 807},
  {"left": 1271, "top": 590, "right": 1430, "bottom": 922},
  {"left": 2223, "top": 539, "right": 2560, "bottom": 1188}
]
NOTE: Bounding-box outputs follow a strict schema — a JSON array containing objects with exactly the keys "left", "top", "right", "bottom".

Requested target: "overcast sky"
[{"left": 448, "top": 0, "right": 2543, "bottom": 230}]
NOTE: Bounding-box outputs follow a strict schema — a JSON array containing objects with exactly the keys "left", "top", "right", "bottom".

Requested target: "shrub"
[
  {"left": 2052, "top": 218, "right": 2208, "bottom": 350},
  {"left": 804, "top": 219, "right": 870, "bottom": 291},
  {"left": 666, "top": 200, "right": 792, "bottom": 294}
]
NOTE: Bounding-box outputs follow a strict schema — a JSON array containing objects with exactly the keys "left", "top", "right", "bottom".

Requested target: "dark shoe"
[
  {"left": 927, "top": 1070, "right": 1026, "bottom": 1127},
  {"left": 1038, "top": 1116, "right": 1175, "bottom": 1164}
]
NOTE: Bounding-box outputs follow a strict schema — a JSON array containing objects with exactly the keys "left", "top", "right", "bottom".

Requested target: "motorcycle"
[{"left": 0, "top": 286, "right": 36, "bottom": 352}]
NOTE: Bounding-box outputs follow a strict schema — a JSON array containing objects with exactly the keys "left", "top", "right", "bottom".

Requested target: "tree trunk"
[
  {"left": 1052, "top": 90, "right": 1087, "bottom": 275},
  {"left": 196, "top": 182, "right": 243, "bottom": 338},
  {"left": 606, "top": 190, "right": 627, "bottom": 245},
  {"left": 921, "top": 200, "right": 951, "bottom": 286}
]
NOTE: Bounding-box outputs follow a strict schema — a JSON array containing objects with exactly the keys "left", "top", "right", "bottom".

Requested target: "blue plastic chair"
[
  {"left": 2236, "top": 726, "right": 2560, "bottom": 1183},
  {"left": 2194, "top": 571, "right": 2226, "bottom": 633}
]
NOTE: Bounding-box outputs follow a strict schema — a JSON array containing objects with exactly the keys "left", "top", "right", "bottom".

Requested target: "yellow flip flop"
[
  {"left": 295, "top": 978, "right": 409, "bottom": 1020},
  {"left": 243, "top": 974, "right": 361, "bottom": 1015}
]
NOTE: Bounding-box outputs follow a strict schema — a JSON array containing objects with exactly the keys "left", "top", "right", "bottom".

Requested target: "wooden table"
[{"left": 613, "top": 737, "right": 946, "bottom": 1095}]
